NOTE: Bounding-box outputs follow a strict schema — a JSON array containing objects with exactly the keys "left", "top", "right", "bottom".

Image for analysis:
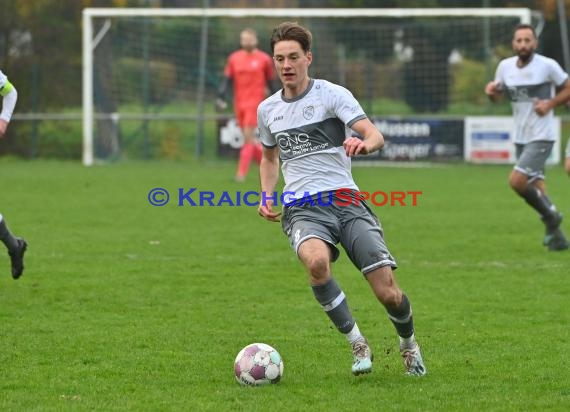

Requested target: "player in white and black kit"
[
  {"left": 0, "top": 70, "right": 28, "bottom": 278},
  {"left": 485, "top": 24, "right": 570, "bottom": 251},
  {"left": 257, "top": 22, "right": 426, "bottom": 377}
]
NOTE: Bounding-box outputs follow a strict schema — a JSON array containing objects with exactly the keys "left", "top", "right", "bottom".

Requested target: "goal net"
[{"left": 83, "top": 7, "right": 535, "bottom": 165}]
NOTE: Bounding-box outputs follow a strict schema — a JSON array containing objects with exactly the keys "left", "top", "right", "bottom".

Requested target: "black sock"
[
  {"left": 0, "top": 217, "right": 18, "bottom": 252},
  {"left": 387, "top": 294, "right": 414, "bottom": 339},
  {"left": 311, "top": 277, "right": 355, "bottom": 334},
  {"left": 521, "top": 186, "right": 557, "bottom": 222}
]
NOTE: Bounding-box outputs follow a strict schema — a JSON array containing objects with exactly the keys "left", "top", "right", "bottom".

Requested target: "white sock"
[
  {"left": 346, "top": 323, "right": 364, "bottom": 344},
  {"left": 399, "top": 333, "right": 417, "bottom": 350}
]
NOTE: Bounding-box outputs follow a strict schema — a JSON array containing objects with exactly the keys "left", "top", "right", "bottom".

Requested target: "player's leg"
[
  {"left": 365, "top": 267, "right": 426, "bottom": 376},
  {"left": 0, "top": 213, "right": 27, "bottom": 279},
  {"left": 235, "top": 107, "right": 258, "bottom": 182},
  {"left": 282, "top": 203, "right": 372, "bottom": 375},
  {"left": 339, "top": 200, "right": 426, "bottom": 376},
  {"left": 509, "top": 141, "right": 567, "bottom": 250}
]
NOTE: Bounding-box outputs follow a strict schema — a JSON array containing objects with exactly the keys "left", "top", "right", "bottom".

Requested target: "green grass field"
[{"left": 1, "top": 158, "right": 569, "bottom": 411}]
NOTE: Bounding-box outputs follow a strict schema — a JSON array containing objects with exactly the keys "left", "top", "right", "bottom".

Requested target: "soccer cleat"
[
  {"left": 9, "top": 238, "right": 27, "bottom": 279},
  {"left": 544, "top": 229, "right": 569, "bottom": 251},
  {"left": 351, "top": 338, "right": 373, "bottom": 376},
  {"left": 542, "top": 212, "right": 563, "bottom": 246},
  {"left": 401, "top": 344, "right": 427, "bottom": 376}
]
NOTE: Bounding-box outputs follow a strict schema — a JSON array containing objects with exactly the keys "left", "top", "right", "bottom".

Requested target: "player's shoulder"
[
  {"left": 533, "top": 53, "right": 562, "bottom": 68},
  {"left": 255, "top": 49, "right": 272, "bottom": 59},
  {"left": 312, "top": 78, "right": 354, "bottom": 100},
  {"left": 498, "top": 56, "right": 517, "bottom": 68},
  {"left": 228, "top": 49, "right": 246, "bottom": 61},
  {"left": 258, "top": 90, "right": 283, "bottom": 113}
]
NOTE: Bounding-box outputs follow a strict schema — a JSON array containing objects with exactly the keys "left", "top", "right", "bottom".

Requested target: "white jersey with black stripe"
[
  {"left": 494, "top": 54, "right": 568, "bottom": 144},
  {"left": 257, "top": 79, "right": 367, "bottom": 199}
]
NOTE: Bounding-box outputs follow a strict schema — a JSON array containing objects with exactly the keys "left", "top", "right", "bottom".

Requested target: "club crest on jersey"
[{"left": 303, "top": 106, "right": 314, "bottom": 120}]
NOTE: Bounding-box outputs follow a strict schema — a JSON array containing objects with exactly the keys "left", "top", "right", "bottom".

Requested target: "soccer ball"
[{"left": 234, "top": 343, "right": 284, "bottom": 386}]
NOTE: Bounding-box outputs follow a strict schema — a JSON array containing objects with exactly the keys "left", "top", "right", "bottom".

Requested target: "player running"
[
  {"left": 0, "top": 70, "right": 27, "bottom": 278},
  {"left": 257, "top": 22, "right": 426, "bottom": 377},
  {"left": 485, "top": 24, "right": 570, "bottom": 251}
]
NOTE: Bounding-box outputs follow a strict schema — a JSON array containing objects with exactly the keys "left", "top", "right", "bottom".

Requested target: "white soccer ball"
[{"left": 234, "top": 343, "right": 284, "bottom": 386}]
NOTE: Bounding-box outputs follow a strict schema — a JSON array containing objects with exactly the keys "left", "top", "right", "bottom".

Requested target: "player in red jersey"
[{"left": 217, "top": 28, "right": 277, "bottom": 182}]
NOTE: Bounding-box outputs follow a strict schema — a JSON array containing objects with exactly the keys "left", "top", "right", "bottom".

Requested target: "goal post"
[{"left": 82, "top": 7, "right": 534, "bottom": 165}]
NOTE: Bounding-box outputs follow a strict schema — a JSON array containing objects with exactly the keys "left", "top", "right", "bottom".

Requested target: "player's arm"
[
  {"left": 216, "top": 76, "right": 232, "bottom": 110},
  {"left": 0, "top": 80, "right": 18, "bottom": 138},
  {"left": 343, "top": 118, "right": 384, "bottom": 157},
  {"left": 484, "top": 80, "right": 504, "bottom": 103},
  {"left": 258, "top": 145, "right": 281, "bottom": 222},
  {"left": 534, "top": 78, "right": 570, "bottom": 116}
]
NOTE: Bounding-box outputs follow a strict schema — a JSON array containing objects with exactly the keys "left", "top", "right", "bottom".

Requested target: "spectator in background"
[{"left": 217, "top": 28, "right": 278, "bottom": 182}]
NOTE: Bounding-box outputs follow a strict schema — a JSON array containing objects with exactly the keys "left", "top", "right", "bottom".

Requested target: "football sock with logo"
[
  {"left": 521, "top": 185, "right": 558, "bottom": 222},
  {"left": 387, "top": 294, "right": 415, "bottom": 342},
  {"left": 0, "top": 215, "right": 18, "bottom": 252},
  {"left": 311, "top": 277, "right": 356, "bottom": 335}
]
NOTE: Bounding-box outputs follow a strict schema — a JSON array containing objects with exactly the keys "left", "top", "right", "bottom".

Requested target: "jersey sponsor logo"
[
  {"left": 506, "top": 82, "right": 551, "bottom": 102},
  {"left": 272, "top": 118, "right": 346, "bottom": 160},
  {"left": 276, "top": 131, "right": 330, "bottom": 158}
]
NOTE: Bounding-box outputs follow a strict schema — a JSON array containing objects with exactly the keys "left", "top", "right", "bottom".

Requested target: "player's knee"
[
  {"left": 303, "top": 254, "right": 330, "bottom": 281},
  {"left": 508, "top": 174, "right": 526, "bottom": 194},
  {"left": 376, "top": 287, "right": 401, "bottom": 308}
]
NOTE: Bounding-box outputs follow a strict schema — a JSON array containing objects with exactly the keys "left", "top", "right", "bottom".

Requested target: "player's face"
[
  {"left": 273, "top": 40, "right": 312, "bottom": 97},
  {"left": 240, "top": 31, "right": 258, "bottom": 52},
  {"left": 512, "top": 28, "right": 537, "bottom": 62}
]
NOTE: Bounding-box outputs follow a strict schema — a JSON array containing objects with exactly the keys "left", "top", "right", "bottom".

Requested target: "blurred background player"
[
  {"left": 0, "top": 69, "right": 28, "bottom": 278},
  {"left": 565, "top": 139, "right": 570, "bottom": 176},
  {"left": 217, "top": 28, "right": 278, "bottom": 182},
  {"left": 485, "top": 24, "right": 570, "bottom": 251}
]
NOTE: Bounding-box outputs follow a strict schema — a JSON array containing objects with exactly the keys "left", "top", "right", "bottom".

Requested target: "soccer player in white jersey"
[
  {"left": 485, "top": 24, "right": 570, "bottom": 251},
  {"left": 257, "top": 22, "right": 426, "bottom": 377},
  {"left": 0, "top": 70, "right": 28, "bottom": 278}
]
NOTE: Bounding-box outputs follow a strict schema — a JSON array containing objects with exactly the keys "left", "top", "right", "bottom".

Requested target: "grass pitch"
[{"left": 1, "top": 158, "right": 569, "bottom": 411}]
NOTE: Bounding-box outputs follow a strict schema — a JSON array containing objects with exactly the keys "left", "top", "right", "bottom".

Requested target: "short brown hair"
[
  {"left": 270, "top": 22, "right": 312, "bottom": 54},
  {"left": 513, "top": 23, "right": 536, "bottom": 39}
]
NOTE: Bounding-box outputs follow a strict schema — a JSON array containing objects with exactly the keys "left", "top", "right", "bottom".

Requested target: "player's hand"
[
  {"left": 533, "top": 99, "right": 553, "bottom": 116},
  {"left": 258, "top": 199, "right": 282, "bottom": 222},
  {"left": 484, "top": 81, "right": 502, "bottom": 96},
  {"left": 215, "top": 98, "right": 228, "bottom": 111},
  {"left": 0, "top": 120, "right": 7, "bottom": 138},
  {"left": 343, "top": 136, "right": 368, "bottom": 157}
]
